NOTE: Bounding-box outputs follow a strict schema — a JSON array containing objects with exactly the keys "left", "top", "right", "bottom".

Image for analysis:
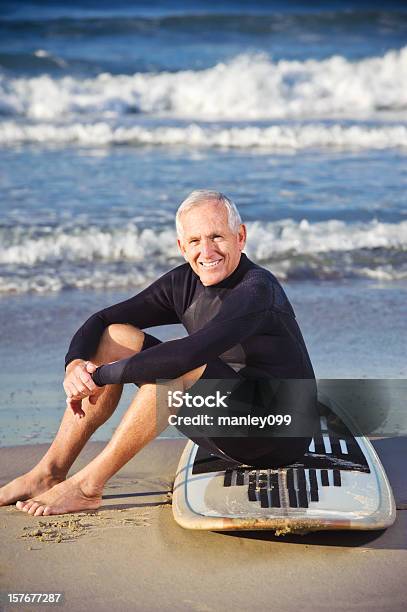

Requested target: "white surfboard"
[{"left": 172, "top": 399, "right": 396, "bottom": 533}]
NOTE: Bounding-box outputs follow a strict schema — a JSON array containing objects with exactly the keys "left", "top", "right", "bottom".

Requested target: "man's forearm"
[
  {"left": 65, "top": 272, "right": 179, "bottom": 370},
  {"left": 64, "top": 312, "right": 107, "bottom": 370}
]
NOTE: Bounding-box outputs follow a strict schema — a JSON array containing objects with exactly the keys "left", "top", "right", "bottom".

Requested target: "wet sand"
[{"left": 1, "top": 438, "right": 406, "bottom": 612}]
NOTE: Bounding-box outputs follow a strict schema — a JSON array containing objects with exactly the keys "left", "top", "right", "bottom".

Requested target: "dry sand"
[{"left": 1, "top": 437, "right": 406, "bottom": 612}]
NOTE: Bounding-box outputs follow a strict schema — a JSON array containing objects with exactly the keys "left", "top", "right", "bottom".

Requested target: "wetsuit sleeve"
[
  {"left": 64, "top": 270, "right": 180, "bottom": 369},
  {"left": 91, "top": 279, "right": 271, "bottom": 386}
]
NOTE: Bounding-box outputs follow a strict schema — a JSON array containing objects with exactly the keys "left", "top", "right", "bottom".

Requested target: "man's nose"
[{"left": 200, "top": 238, "right": 215, "bottom": 259}]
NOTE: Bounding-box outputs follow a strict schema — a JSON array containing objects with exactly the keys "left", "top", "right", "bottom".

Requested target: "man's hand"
[{"left": 64, "top": 360, "right": 105, "bottom": 417}]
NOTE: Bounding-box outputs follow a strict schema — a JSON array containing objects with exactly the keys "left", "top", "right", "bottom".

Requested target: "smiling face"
[{"left": 177, "top": 200, "right": 247, "bottom": 286}]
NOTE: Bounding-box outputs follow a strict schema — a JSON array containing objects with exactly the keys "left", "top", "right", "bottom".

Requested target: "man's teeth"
[{"left": 200, "top": 260, "right": 222, "bottom": 268}]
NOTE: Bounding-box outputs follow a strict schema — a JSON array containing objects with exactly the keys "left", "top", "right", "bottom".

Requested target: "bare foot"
[
  {"left": 15, "top": 477, "right": 102, "bottom": 516},
  {"left": 0, "top": 469, "right": 64, "bottom": 507}
]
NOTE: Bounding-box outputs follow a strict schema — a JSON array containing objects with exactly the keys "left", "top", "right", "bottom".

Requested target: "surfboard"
[{"left": 172, "top": 398, "right": 396, "bottom": 533}]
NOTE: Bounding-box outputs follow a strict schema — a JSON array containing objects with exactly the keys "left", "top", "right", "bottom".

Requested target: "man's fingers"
[
  {"left": 78, "top": 367, "right": 97, "bottom": 391},
  {"left": 65, "top": 375, "right": 85, "bottom": 397},
  {"left": 65, "top": 382, "right": 77, "bottom": 398},
  {"left": 74, "top": 364, "right": 93, "bottom": 389},
  {"left": 66, "top": 397, "right": 80, "bottom": 410},
  {"left": 64, "top": 362, "right": 98, "bottom": 400},
  {"left": 72, "top": 373, "right": 90, "bottom": 395},
  {"left": 64, "top": 361, "right": 100, "bottom": 409},
  {"left": 85, "top": 361, "right": 98, "bottom": 374},
  {"left": 66, "top": 381, "right": 87, "bottom": 399},
  {"left": 66, "top": 397, "right": 85, "bottom": 417}
]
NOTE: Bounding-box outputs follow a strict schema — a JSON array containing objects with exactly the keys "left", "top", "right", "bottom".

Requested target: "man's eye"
[
  {"left": 213, "top": 235, "right": 222, "bottom": 240},
  {"left": 190, "top": 239, "right": 199, "bottom": 245}
]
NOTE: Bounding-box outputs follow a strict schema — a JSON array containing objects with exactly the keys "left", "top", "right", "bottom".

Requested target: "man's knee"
[
  {"left": 182, "top": 364, "right": 207, "bottom": 390},
  {"left": 94, "top": 324, "right": 145, "bottom": 364}
]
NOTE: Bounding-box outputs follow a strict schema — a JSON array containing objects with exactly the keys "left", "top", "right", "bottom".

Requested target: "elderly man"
[{"left": 0, "top": 190, "right": 317, "bottom": 516}]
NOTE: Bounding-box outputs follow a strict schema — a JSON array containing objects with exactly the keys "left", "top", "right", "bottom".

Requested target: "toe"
[
  {"left": 22, "top": 499, "right": 35, "bottom": 512},
  {"left": 27, "top": 502, "right": 40, "bottom": 515},
  {"left": 34, "top": 505, "right": 45, "bottom": 517},
  {"left": 43, "top": 506, "right": 52, "bottom": 516},
  {"left": 17, "top": 499, "right": 32, "bottom": 512}
]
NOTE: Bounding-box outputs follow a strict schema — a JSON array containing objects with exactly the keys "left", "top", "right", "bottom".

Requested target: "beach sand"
[{"left": 1, "top": 437, "right": 406, "bottom": 612}]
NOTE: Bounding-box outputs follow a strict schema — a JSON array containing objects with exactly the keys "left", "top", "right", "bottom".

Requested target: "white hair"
[{"left": 175, "top": 190, "right": 242, "bottom": 237}]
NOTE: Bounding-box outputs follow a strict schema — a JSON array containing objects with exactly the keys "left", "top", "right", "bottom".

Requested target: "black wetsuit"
[{"left": 65, "top": 253, "right": 318, "bottom": 467}]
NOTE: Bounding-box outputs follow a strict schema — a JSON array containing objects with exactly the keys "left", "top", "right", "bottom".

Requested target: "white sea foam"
[
  {"left": 245, "top": 219, "right": 407, "bottom": 259},
  {"left": 0, "top": 268, "right": 151, "bottom": 295},
  {"left": 1, "top": 121, "right": 406, "bottom": 150},
  {"left": 1, "top": 219, "right": 405, "bottom": 265},
  {"left": 33, "top": 49, "right": 68, "bottom": 68},
  {"left": 1, "top": 48, "right": 407, "bottom": 120},
  {"left": 0, "top": 219, "right": 406, "bottom": 293},
  {"left": 0, "top": 225, "right": 179, "bottom": 265}
]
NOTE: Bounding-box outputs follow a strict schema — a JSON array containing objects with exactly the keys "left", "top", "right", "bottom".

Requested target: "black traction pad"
[{"left": 192, "top": 402, "right": 370, "bottom": 476}]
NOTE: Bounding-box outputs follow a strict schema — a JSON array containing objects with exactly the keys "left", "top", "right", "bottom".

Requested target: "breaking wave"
[
  {"left": 1, "top": 120, "right": 406, "bottom": 150},
  {"left": 1, "top": 48, "right": 407, "bottom": 121},
  {"left": 1, "top": 219, "right": 406, "bottom": 293}
]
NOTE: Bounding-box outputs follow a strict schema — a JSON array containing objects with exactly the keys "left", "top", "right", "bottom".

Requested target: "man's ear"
[
  {"left": 238, "top": 224, "right": 247, "bottom": 250},
  {"left": 177, "top": 238, "right": 188, "bottom": 261}
]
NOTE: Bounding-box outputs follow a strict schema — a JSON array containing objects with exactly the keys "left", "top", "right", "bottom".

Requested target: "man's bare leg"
[
  {"left": 0, "top": 324, "right": 145, "bottom": 506},
  {"left": 15, "top": 365, "right": 206, "bottom": 516}
]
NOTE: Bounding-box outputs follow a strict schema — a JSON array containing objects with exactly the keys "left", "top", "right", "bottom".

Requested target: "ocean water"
[{"left": 0, "top": 0, "right": 406, "bottom": 445}]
